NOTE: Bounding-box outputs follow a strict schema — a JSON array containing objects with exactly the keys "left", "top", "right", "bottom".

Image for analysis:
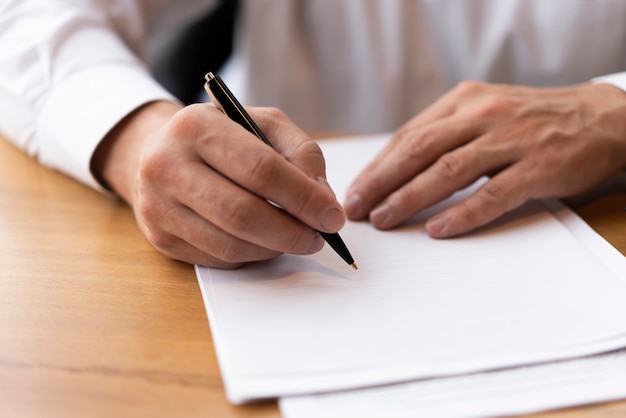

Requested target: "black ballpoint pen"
[{"left": 204, "top": 72, "right": 357, "bottom": 270}]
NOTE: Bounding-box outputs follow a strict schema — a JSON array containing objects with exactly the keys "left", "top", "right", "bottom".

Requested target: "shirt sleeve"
[
  {"left": 592, "top": 72, "right": 626, "bottom": 92},
  {"left": 0, "top": 0, "right": 178, "bottom": 192}
]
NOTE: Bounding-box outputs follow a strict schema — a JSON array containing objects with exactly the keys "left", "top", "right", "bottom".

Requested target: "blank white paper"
[
  {"left": 280, "top": 347, "right": 626, "bottom": 418},
  {"left": 194, "top": 134, "right": 626, "bottom": 403}
]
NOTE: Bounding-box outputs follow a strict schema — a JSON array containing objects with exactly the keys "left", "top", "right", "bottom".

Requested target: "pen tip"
[{"left": 350, "top": 263, "right": 358, "bottom": 270}]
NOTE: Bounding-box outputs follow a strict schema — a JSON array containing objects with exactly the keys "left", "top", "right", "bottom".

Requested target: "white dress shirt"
[{"left": 1, "top": 0, "right": 625, "bottom": 191}]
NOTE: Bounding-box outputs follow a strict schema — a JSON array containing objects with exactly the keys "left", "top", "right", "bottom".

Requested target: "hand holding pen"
[
  {"left": 97, "top": 78, "right": 352, "bottom": 269},
  {"left": 204, "top": 72, "right": 356, "bottom": 269}
]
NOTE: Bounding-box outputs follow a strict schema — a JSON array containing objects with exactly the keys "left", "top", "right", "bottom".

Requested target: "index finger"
[
  {"left": 345, "top": 112, "right": 483, "bottom": 220},
  {"left": 196, "top": 105, "right": 346, "bottom": 233}
]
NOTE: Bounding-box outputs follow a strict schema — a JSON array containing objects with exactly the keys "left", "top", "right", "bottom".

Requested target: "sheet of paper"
[
  {"left": 279, "top": 195, "right": 626, "bottom": 418},
  {"left": 280, "top": 348, "right": 626, "bottom": 418},
  {"left": 195, "top": 134, "right": 626, "bottom": 403}
]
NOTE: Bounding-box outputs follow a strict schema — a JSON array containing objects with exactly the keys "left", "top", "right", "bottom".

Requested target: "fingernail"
[
  {"left": 426, "top": 215, "right": 446, "bottom": 235},
  {"left": 307, "top": 233, "right": 326, "bottom": 254},
  {"left": 322, "top": 207, "right": 345, "bottom": 231},
  {"left": 370, "top": 203, "right": 391, "bottom": 227},
  {"left": 344, "top": 193, "right": 363, "bottom": 217}
]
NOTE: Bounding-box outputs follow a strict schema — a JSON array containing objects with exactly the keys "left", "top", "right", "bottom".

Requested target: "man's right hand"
[{"left": 92, "top": 101, "right": 346, "bottom": 268}]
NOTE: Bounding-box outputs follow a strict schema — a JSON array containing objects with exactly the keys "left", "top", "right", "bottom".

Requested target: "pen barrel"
[
  {"left": 205, "top": 73, "right": 273, "bottom": 147},
  {"left": 319, "top": 231, "right": 355, "bottom": 266}
]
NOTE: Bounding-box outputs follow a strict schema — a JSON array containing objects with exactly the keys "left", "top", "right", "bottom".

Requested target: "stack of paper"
[
  {"left": 194, "top": 134, "right": 626, "bottom": 413},
  {"left": 280, "top": 347, "right": 626, "bottom": 418}
]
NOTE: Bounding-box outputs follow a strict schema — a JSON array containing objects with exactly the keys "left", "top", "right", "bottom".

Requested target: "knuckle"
[
  {"left": 473, "top": 95, "right": 514, "bottom": 120},
  {"left": 393, "top": 125, "right": 413, "bottom": 144},
  {"left": 221, "top": 197, "right": 257, "bottom": 232},
  {"left": 216, "top": 237, "right": 246, "bottom": 264},
  {"left": 452, "top": 81, "right": 512, "bottom": 119},
  {"left": 243, "top": 152, "right": 280, "bottom": 191},
  {"left": 392, "top": 186, "right": 416, "bottom": 213},
  {"left": 167, "top": 105, "right": 200, "bottom": 139},
  {"left": 256, "top": 106, "right": 288, "bottom": 121},
  {"left": 399, "top": 127, "right": 427, "bottom": 154},
  {"left": 136, "top": 201, "right": 178, "bottom": 252},
  {"left": 135, "top": 195, "right": 163, "bottom": 225},
  {"left": 457, "top": 200, "right": 481, "bottom": 225},
  {"left": 253, "top": 106, "right": 290, "bottom": 132},
  {"left": 394, "top": 126, "right": 438, "bottom": 163},
  {"left": 434, "top": 152, "right": 465, "bottom": 180},
  {"left": 281, "top": 226, "right": 312, "bottom": 254},
  {"left": 455, "top": 80, "right": 485, "bottom": 96},
  {"left": 458, "top": 182, "right": 508, "bottom": 226},
  {"left": 485, "top": 97, "right": 507, "bottom": 116},
  {"left": 287, "top": 187, "right": 312, "bottom": 217},
  {"left": 137, "top": 143, "right": 184, "bottom": 190},
  {"left": 146, "top": 228, "right": 177, "bottom": 254},
  {"left": 293, "top": 138, "right": 323, "bottom": 160},
  {"left": 482, "top": 181, "right": 506, "bottom": 203},
  {"left": 253, "top": 106, "right": 297, "bottom": 139},
  {"left": 287, "top": 177, "right": 326, "bottom": 216},
  {"left": 138, "top": 151, "right": 167, "bottom": 184},
  {"left": 284, "top": 139, "right": 325, "bottom": 173}
]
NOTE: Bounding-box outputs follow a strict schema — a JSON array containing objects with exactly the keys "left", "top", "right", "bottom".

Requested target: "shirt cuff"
[
  {"left": 35, "top": 63, "right": 178, "bottom": 193},
  {"left": 591, "top": 72, "right": 626, "bottom": 93}
]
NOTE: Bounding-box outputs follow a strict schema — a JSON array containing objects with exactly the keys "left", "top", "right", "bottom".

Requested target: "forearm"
[{"left": 0, "top": 1, "right": 176, "bottom": 191}]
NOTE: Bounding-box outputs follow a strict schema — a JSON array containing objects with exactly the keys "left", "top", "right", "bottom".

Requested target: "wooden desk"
[{"left": 1, "top": 136, "right": 625, "bottom": 418}]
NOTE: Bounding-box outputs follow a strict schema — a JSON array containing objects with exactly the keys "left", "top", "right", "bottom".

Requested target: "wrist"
[
  {"left": 596, "top": 83, "right": 626, "bottom": 169},
  {"left": 91, "top": 100, "right": 182, "bottom": 205}
]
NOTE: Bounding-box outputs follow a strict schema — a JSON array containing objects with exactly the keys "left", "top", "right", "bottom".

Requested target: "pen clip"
[{"left": 204, "top": 72, "right": 225, "bottom": 113}]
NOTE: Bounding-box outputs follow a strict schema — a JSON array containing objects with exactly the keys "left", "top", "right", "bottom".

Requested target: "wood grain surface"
[{"left": 1, "top": 136, "right": 624, "bottom": 418}]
